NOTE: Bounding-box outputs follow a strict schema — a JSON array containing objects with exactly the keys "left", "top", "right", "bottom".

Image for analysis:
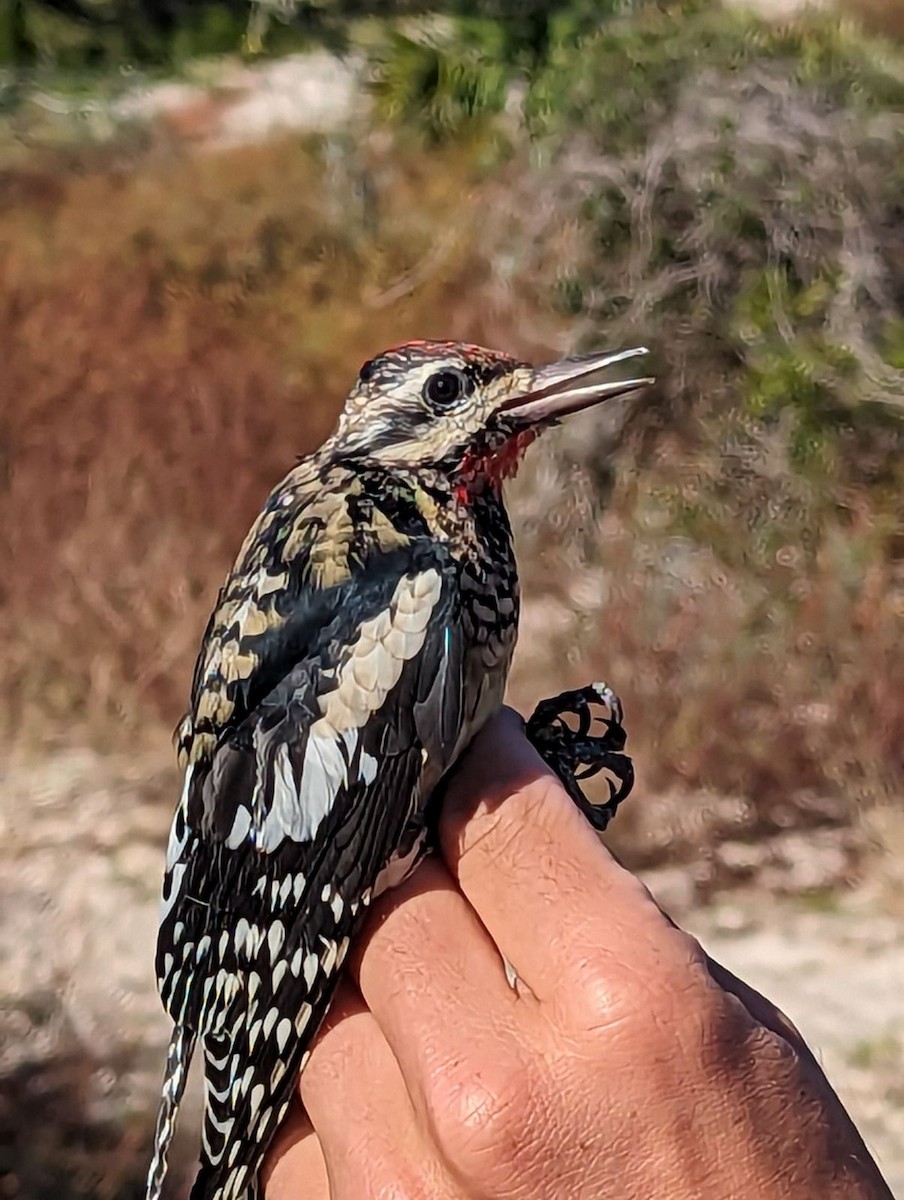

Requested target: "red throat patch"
[{"left": 454, "top": 429, "right": 539, "bottom": 504}]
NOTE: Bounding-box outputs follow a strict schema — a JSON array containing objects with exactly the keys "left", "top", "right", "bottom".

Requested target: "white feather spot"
[
  {"left": 195, "top": 935, "right": 211, "bottom": 961},
  {"left": 268, "top": 920, "right": 286, "bottom": 960},
  {"left": 278, "top": 875, "right": 292, "bottom": 906},
  {"left": 296, "top": 1002, "right": 312, "bottom": 1033},
  {"left": 248, "top": 971, "right": 262, "bottom": 1000},
  {"left": 359, "top": 750, "right": 378, "bottom": 784},
  {"left": 303, "top": 951, "right": 318, "bottom": 989},
  {"left": 293, "top": 872, "right": 306, "bottom": 902},
  {"left": 234, "top": 917, "right": 251, "bottom": 954},
  {"left": 320, "top": 882, "right": 332, "bottom": 902},
  {"left": 249, "top": 1084, "right": 266, "bottom": 1119},
  {"left": 225, "top": 804, "right": 251, "bottom": 849},
  {"left": 263, "top": 1007, "right": 278, "bottom": 1038},
  {"left": 319, "top": 937, "right": 338, "bottom": 976},
  {"left": 248, "top": 1018, "right": 262, "bottom": 1054},
  {"left": 272, "top": 960, "right": 288, "bottom": 989},
  {"left": 276, "top": 1017, "right": 292, "bottom": 1053},
  {"left": 232, "top": 1064, "right": 254, "bottom": 1102},
  {"left": 330, "top": 892, "right": 344, "bottom": 921},
  {"left": 290, "top": 947, "right": 303, "bottom": 977},
  {"left": 255, "top": 1105, "right": 275, "bottom": 1140},
  {"left": 158, "top": 862, "right": 186, "bottom": 922}
]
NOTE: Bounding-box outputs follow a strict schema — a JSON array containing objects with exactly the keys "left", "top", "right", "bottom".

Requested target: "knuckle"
[
  {"left": 453, "top": 774, "right": 565, "bottom": 870},
  {"left": 424, "top": 1052, "right": 535, "bottom": 1182},
  {"left": 354, "top": 1162, "right": 444, "bottom": 1200},
  {"left": 560, "top": 927, "right": 712, "bottom": 1044}
]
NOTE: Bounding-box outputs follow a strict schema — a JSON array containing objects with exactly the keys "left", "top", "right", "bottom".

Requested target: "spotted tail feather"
[{"left": 147, "top": 1022, "right": 197, "bottom": 1200}]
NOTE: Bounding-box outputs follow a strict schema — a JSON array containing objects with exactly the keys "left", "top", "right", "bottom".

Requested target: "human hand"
[{"left": 263, "top": 708, "right": 893, "bottom": 1199}]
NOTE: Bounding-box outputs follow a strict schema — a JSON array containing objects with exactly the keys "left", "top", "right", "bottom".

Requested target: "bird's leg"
[
  {"left": 526, "top": 682, "right": 634, "bottom": 833},
  {"left": 500, "top": 683, "right": 633, "bottom": 995}
]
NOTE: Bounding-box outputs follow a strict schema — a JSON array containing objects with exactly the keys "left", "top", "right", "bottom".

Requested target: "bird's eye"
[{"left": 423, "top": 368, "right": 472, "bottom": 410}]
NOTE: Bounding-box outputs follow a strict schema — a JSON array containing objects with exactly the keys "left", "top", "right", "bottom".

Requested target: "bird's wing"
[
  {"left": 157, "top": 532, "right": 472, "bottom": 1199},
  {"left": 176, "top": 464, "right": 419, "bottom": 766}
]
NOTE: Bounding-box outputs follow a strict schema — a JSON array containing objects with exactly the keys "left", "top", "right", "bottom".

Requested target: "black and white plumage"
[{"left": 148, "top": 340, "right": 650, "bottom": 1200}]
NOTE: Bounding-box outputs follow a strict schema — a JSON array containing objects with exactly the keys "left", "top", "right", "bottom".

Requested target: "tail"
[
  {"left": 147, "top": 1023, "right": 197, "bottom": 1200},
  {"left": 187, "top": 1024, "right": 305, "bottom": 1200}
]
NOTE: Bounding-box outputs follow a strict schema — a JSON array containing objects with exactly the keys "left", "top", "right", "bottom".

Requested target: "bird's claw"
[{"left": 526, "top": 682, "right": 633, "bottom": 832}]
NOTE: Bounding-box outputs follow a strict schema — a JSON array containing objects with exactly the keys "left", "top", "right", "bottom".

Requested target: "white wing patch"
[
  {"left": 319, "top": 568, "right": 443, "bottom": 731},
  {"left": 256, "top": 568, "right": 443, "bottom": 852}
]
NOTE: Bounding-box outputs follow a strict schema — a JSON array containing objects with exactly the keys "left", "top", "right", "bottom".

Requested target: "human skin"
[{"left": 263, "top": 708, "right": 893, "bottom": 1200}]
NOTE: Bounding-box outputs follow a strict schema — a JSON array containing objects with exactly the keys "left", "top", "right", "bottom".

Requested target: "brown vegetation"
[
  {"left": 844, "top": 0, "right": 904, "bottom": 39},
  {"left": 1, "top": 134, "right": 549, "bottom": 750}
]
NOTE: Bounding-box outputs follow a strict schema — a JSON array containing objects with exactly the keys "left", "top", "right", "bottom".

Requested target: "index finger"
[{"left": 438, "top": 707, "right": 688, "bottom": 1003}]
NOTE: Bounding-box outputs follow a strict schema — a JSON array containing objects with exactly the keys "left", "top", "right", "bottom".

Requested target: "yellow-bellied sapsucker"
[{"left": 147, "top": 340, "right": 652, "bottom": 1200}]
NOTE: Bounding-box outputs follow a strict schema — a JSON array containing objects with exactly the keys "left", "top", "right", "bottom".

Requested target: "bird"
[{"left": 147, "top": 338, "right": 652, "bottom": 1200}]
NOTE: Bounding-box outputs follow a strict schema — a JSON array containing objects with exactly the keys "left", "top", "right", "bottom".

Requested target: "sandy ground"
[{"left": 1, "top": 749, "right": 902, "bottom": 1197}]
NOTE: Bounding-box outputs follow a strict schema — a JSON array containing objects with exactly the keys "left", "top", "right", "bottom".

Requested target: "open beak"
[{"left": 502, "top": 347, "right": 653, "bottom": 424}]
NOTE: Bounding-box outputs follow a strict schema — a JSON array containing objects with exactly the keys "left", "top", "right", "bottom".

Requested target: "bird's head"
[{"left": 329, "top": 340, "right": 653, "bottom": 495}]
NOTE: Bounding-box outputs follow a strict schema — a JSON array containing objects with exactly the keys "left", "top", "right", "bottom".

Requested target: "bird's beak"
[{"left": 501, "top": 347, "right": 654, "bottom": 424}]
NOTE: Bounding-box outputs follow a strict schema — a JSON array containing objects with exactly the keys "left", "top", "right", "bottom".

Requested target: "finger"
[
  {"left": 705, "top": 954, "right": 815, "bottom": 1060},
  {"left": 350, "top": 852, "right": 541, "bottom": 1119},
  {"left": 300, "top": 978, "right": 458, "bottom": 1200},
  {"left": 262, "top": 1101, "right": 329, "bottom": 1200},
  {"left": 439, "top": 707, "right": 689, "bottom": 1003}
]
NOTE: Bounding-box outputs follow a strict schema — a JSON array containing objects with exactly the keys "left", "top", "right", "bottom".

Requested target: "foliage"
[
  {"left": 0, "top": 0, "right": 254, "bottom": 67},
  {"left": 471, "top": 1, "right": 904, "bottom": 811}
]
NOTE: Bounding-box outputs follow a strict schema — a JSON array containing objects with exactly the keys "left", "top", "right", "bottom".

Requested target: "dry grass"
[
  {"left": 511, "top": 508, "right": 903, "bottom": 872},
  {"left": 1, "top": 133, "right": 554, "bottom": 750},
  {"left": 843, "top": 0, "right": 904, "bottom": 38}
]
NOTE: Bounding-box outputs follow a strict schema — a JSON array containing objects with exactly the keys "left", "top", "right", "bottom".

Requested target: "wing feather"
[{"left": 157, "top": 547, "right": 470, "bottom": 1199}]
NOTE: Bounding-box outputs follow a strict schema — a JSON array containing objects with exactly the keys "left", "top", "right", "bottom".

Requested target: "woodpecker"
[{"left": 148, "top": 340, "right": 652, "bottom": 1200}]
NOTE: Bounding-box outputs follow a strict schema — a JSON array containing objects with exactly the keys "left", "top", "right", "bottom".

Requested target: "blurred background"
[{"left": 1, "top": 0, "right": 903, "bottom": 1195}]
